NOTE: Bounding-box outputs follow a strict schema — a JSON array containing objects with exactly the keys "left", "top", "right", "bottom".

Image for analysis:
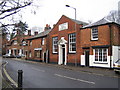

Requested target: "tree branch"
[
  {"left": 0, "top": 10, "right": 20, "bottom": 20},
  {"left": 1, "top": 2, "right": 31, "bottom": 14}
]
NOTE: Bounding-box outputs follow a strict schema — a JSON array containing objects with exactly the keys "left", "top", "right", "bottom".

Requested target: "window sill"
[
  {"left": 90, "top": 39, "right": 98, "bottom": 41},
  {"left": 94, "top": 62, "right": 108, "bottom": 64},
  {"left": 52, "top": 52, "right": 58, "bottom": 54},
  {"left": 68, "top": 52, "right": 76, "bottom": 54}
]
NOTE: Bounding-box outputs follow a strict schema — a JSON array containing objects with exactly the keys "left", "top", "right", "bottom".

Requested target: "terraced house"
[
  {"left": 27, "top": 24, "right": 51, "bottom": 63},
  {"left": 4, "top": 15, "right": 120, "bottom": 68},
  {"left": 80, "top": 18, "right": 120, "bottom": 68},
  {"left": 6, "top": 30, "right": 33, "bottom": 58}
]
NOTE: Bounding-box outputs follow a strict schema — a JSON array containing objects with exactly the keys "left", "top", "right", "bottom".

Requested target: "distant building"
[
  {"left": 6, "top": 29, "right": 33, "bottom": 57},
  {"left": 27, "top": 24, "right": 51, "bottom": 63}
]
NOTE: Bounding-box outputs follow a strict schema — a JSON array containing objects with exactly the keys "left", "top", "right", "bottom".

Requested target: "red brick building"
[
  {"left": 4, "top": 15, "right": 120, "bottom": 68},
  {"left": 26, "top": 24, "right": 51, "bottom": 63},
  {"left": 48, "top": 15, "right": 88, "bottom": 65},
  {"left": 6, "top": 30, "right": 33, "bottom": 58},
  {"left": 80, "top": 18, "right": 120, "bottom": 68}
]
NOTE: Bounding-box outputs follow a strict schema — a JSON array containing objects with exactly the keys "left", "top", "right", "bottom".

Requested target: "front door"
[
  {"left": 44, "top": 53, "right": 46, "bottom": 63},
  {"left": 62, "top": 45, "right": 65, "bottom": 64},
  {"left": 85, "top": 50, "right": 89, "bottom": 66}
]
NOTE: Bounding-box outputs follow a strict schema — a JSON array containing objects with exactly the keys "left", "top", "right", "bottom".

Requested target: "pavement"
[
  {"left": 12, "top": 58, "right": 120, "bottom": 78},
  {"left": 1, "top": 62, "right": 14, "bottom": 89}
]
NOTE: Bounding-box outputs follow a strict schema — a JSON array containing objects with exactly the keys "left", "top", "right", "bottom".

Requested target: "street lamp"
[
  {"left": 65, "top": 5, "right": 76, "bottom": 20},
  {"left": 65, "top": 5, "right": 77, "bottom": 66}
]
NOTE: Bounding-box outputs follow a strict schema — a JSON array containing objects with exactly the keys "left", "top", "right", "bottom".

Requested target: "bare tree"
[
  {"left": 106, "top": 10, "right": 120, "bottom": 24},
  {"left": 0, "top": 0, "right": 32, "bottom": 21}
]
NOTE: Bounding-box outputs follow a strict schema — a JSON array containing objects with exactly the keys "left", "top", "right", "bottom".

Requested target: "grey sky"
[{"left": 21, "top": 0, "right": 119, "bottom": 30}]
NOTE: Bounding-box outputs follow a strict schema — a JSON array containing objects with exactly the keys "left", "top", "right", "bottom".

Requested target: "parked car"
[
  {"left": 113, "top": 59, "right": 120, "bottom": 74},
  {"left": 3, "top": 54, "right": 16, "bottom": 58},
  {"left": 3, "top": 54, "right": 11, "bottom": 58},
  {"left": 15, "top": 55, "right": 21, "bottom": 58}
]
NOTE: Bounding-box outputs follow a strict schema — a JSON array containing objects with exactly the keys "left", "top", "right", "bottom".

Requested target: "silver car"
[{"left": 113, "top": 59, "right": 120, "bottom": 74}]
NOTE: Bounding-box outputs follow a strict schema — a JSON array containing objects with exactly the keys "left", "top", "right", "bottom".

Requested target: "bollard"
[{"left": 18, "top": 70, "right": 23, "bottom": 90}]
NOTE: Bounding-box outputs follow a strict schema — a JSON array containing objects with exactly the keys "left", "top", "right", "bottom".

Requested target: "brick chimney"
[
  {"left": 17, "top": 29, "right": 20, "bottom": 35},
  {"left": 28, "top": 30, "right": 31, "bottom": 36},
  {"left": 44, "top": 24, "right": 51, "bottom": 31},
  {"left": 34, "top": 31, "right": 38, "bottom": 35}
]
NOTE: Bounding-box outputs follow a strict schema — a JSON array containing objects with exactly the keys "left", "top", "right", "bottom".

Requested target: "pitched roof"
[
  {"left": 27, "top": 29, "right": 51, "bottom": 40},
  {"left": 63, "top": 15, "right": 88, "bottom": 26},
  {"left": 71, "top": 18, "right": 88, "bottom": 26},
  {"left": 82, "top": 18, "right": 115, "bottom": 28}
]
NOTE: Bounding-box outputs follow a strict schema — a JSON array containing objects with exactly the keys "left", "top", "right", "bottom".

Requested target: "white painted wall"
[
  {"left": 8, "top": 49, "right": 11, "bottom": 55},
  {"left": 81, "top": 55, "right": 85, "bottom": 66},
  {"left": 112, "top": 46, "right": 120, "bottom": 63},
  {"left": 80, "top": 48, "right": 112, "bottom": 68}
]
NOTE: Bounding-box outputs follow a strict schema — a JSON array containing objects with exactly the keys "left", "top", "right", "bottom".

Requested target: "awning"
[
  {"left": 92, "top": 45, "right": 110, "bottom": 48},
  {"left": 34, "top": 48, "right": 42, "bottom": 51}
]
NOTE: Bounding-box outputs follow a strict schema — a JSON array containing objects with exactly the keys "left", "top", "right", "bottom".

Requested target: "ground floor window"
[
  {"left": 34, "top": 50, "right": 42, "bottom": 58},
  {"left": 95, "top": 48, "right": 107, "bottom": 62}
]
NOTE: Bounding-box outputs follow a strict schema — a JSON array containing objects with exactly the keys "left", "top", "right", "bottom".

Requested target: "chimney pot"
[
  {"left": 34, "top": 31, "right": 38, "bottom": 35},
  {"left": 28, "top": 30, "right": 31, "bottom": 36}
]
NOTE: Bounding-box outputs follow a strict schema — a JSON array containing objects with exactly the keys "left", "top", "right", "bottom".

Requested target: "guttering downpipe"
[{"left": 109, "top": 24, "right": 112, "bottom": 69}]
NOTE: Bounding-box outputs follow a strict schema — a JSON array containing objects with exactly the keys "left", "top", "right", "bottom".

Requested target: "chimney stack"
[
  {"left": 34, "top": 31, "right": 38, "bottom": 35},
  {"left": 28, "top": 30, "right": 31, "bottom": 36},
  {"left": 17, "top": 29, "right": 20, "bottom": 35},
  {"left": 44, "top": 24, "right": 51, "bottom": 31}
]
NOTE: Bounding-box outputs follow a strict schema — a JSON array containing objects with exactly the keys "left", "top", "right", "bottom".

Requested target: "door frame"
[{"left": 58, "top": 44, "right": 67, "bottom": 65}]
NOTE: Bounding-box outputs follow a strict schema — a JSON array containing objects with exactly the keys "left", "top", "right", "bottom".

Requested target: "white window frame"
[
  {"left": 94, "top": 48, "right": 108, "bottom": 63},
  {"left": 52, "top": 37, "right": 58, "bottom": 53},
  {"left": 42, "top": 38, "right": 45, "bottom": 45},
  {"left": 22, "top": 40, "right": 27, "bottom": 46},
  {"left": 91, "top": 27, "right": 98, "bottom": 40},
  {"left": 69, "top": 33, "right": 76, "bottom": 53},
  {"left": 13, "top": 40, "right": 17, "bottom": 45}
]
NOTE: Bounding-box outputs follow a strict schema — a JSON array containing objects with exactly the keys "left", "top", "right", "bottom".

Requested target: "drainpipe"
[{"left": 109, "top": 24, "right": 112, "bottom": 69}]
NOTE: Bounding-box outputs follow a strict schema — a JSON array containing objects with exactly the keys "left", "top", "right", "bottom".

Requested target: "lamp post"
[
  {"left": 66, "top": 5, "right": 77, "bottom": 66},
  {"left": 65, "top": 5, "right": 76, "bottom": 21}
]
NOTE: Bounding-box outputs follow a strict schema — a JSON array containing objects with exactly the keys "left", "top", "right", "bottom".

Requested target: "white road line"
[
  {"left": 32, "top": 67, "right": 45, "bottom": 72},
  {"left": 54, "top": 74, "right": 95, "bottom": 85},
  {"left": 3, "top": 61, "right": 18, "bottom": 87}
]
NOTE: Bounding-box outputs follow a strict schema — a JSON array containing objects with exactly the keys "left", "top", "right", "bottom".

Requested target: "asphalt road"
[{"left": 2, "top": 58, "right": 120, "bottom": 88}]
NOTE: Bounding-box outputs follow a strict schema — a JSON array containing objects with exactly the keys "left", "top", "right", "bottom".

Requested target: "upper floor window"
[
  {"left": 42, "top": 38, "right": 45, "bottom": 45},
  {"left": 22, "top": 40, "right": 27, "bottom": 46},
  {"left": 69, "top": 33, "right": 76, "bottom": 53},
  {"left": 13, "top": 40, "right": 17, "bottom": 45},
  {"left": 59, "top": 22, "right": 68, "bottom": 31},
  {"left": 95, "top": 48, "right": 107, "bottom": 62},
  {"left": 52, "top": 37, "right": 58, "bottom": 53},
  {"left": 91, "top": 27, "right": 98, "bottom": 40}
]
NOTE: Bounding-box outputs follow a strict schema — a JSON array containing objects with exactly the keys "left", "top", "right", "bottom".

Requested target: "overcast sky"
[{"left": 20, "top": 0, "right": 120, "bottom": 31}]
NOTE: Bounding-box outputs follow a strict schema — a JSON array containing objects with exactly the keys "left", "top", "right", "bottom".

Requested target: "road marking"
[
  {"left": 3, "top": 61, "right": 18, "bottom": 87},
  {"left": 32, "top": 67, "right": 45, "bottom": 72},
  {"left": 54, "top": 74, "right": 95, "bottom": 85}
]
